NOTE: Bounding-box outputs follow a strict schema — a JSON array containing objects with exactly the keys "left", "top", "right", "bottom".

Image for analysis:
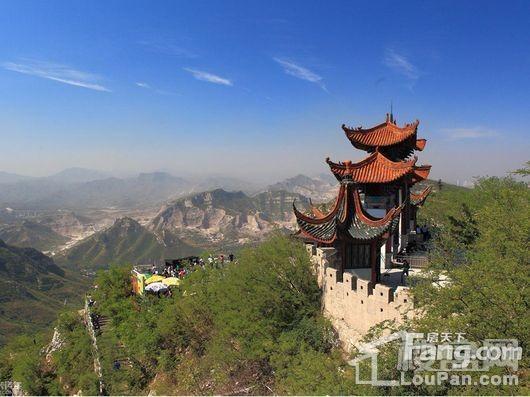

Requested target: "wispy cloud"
[
  {"left": 135, "top": 82, "right": 151, "bottom": 89},
  {"left": 442, "top": 127, "right": 498, "bottom": 141},
  {"left": 134, "top": 81, "right": 178, "bottom": 95},
  {"left": 138, "top": 40, "right": 197, "bottom": 58},
  {"left": 2, "top": 60, "right": 110, "bottom": 92},
  {"left": 183, "top": 68, "right": 232, "bottom": 86},
  {"left": 383, "top": 49, "right": 419, "bottom": 80},
  {"left": 273, "top": 57, "right": 327, "bottom": 91}
]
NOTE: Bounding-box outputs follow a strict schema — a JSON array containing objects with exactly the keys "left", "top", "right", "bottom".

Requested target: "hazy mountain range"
[
  {"left": 0, "top": 168, "right": 335, "bottom": 270},
  {"left": 0, "top": 168, "right": 336, "bottom": 210},
  {"left": 56, "top": 188, "right": 310, "bottom": 269}
]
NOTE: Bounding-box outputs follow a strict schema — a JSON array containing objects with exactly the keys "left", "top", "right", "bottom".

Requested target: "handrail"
[{"left": 395, "top": 254, "right": 429, "bottom": 269}]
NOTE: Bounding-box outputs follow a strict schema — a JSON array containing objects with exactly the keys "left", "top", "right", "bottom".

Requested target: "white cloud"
[
  {"left": 273, "top": 57, "right": 327, "bottom": 91},
  {"left": 183, "top": 68, "right": 232, "bottom": 86},
  {"left": 383, "top": 49, "right": 419, "bottom": 80},
  {"left": 134, "top": 81, "right": 178, "bottom": 96},
  {"left": 138, "top": 40, "right": 197, "bottom": 58},
  {"left": 442, "top": 127, "right": 498, "bottom": 140},
  {"left": 2, "top": 60, "right": 111, "bottom": 92}
]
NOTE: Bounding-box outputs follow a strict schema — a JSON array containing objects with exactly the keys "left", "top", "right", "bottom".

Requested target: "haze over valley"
[{"left": 0, "top": 167, "right": 338, "bottom": 266}]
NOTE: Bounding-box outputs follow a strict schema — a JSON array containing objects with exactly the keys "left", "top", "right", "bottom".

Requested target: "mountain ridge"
[{"left": 0, "top": 239, "right": 87, "bottom": 345}]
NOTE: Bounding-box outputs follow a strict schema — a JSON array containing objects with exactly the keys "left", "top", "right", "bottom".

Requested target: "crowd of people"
[
  {"left": 147, "top": 253, "right": 237, "bottom": 280},
  {"left": 416, "top": 224, "right": 431, "bottom": 241}
]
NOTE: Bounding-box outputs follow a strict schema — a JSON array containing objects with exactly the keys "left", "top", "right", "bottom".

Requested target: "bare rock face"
[
  {"left": 41, "top": 211, "right": 88, "bottom": 238},
  {"left": 267, "top": 174, "right": 339, "bottom": 203},
  {"left": 148, "top": 189, "right": 310, "bottom": 246}
]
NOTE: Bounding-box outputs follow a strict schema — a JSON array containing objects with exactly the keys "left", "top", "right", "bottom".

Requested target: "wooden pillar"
[
  {"left": 401, "top": 183, "right": 408, "bottom": 235},
  {"left": 370, "top": 241, "right": 377, "bottom": 285},
  {"left": 338, "top": 240, "right": 345, "bottom": 281}
]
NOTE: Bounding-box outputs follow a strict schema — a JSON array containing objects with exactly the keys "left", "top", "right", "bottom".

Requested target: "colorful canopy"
[
  {"left": 162, "top": 277, "right": 181, "bottom": 286},
  {"left": 145, "top": 275, "right": 165, "bottom": 285},
  {"left": 145, "top": 282, "right": 168, "bottom": 293}
]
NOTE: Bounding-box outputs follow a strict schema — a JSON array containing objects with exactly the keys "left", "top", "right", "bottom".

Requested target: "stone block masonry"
[{"left": 306, "top": 244, "right": 413, "bottom": 350}]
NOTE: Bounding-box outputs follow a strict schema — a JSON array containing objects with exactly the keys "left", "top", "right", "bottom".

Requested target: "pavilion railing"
[{"left": 395, "top": 254, "right": 429, "bottom": 269}]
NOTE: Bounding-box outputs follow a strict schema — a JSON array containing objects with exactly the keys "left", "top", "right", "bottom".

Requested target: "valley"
[{"left": 0, "top": 169, "right": 332, "bottom": 269}]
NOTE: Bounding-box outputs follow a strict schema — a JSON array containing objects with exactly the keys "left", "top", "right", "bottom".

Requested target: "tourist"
[
  {"left": 229, "top": 253, "right": 234, "bottom": 262},
  {"left": 401, "top": 260, "right": 410, "bottom": 284},
  {"left": 421, "top": 224, "right": 428, "bottom": 241}
]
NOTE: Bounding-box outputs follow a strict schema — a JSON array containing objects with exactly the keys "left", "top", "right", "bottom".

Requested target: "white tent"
[{"left": 144, "top": 282, "right": 168, "bottom": 293}]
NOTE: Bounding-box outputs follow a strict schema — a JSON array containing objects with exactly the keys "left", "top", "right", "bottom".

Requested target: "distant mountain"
[
  {"left": 268, "top": 174, "right": 338, "bottom": 203},
  {"left": 148, "top": 188, "right": 309, "bottom": 248},
  {"left": 0, "top": 171, "right": 33, "bottom": 184},
  {"left": 0, "top": 239, "right": 88, "bottom": 345},
  {"left": 190, "top": 176, "right": 263, "bottom": 195},
  {"left": 57, "top": 217, "right": 199, "bottom": 269},
  {"left": 0, "top": 172, "right": 192, "bottom": 210},
  {"left": 0, "top": 220, "right": 68, "bottom": 252},
  {"left": 46, "top": 167, "right": 111, "bottom": 183},
  {"left": 0, "top": 170, "right": 336, "bottom": 211}
]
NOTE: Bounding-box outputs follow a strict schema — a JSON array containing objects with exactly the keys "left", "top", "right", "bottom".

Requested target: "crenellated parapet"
[{"left": 308, "top": 244, "right": 414, "bottom": 349}]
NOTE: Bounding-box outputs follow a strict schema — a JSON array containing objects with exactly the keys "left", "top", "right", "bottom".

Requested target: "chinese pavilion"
[{"left": 293, "top": 113, "right": 432, "bottom": 285}]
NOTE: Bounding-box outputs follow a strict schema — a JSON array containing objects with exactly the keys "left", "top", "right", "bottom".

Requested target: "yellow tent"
[
  {"left": 145, "top": 274, "right": 165, "bottom": 285},
  {"left": 131, "top": 271, "right": 146, "bottom": 295},
  {"left": 162, "top": 277, "right": 180, "bottom": 286}
]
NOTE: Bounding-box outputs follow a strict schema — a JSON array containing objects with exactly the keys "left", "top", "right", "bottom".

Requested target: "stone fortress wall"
[{"left": 306, "top": 244, "right": 413, "bottom": 350}]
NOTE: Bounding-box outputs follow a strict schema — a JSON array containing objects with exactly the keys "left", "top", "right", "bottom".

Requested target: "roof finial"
[{"left": 390, "top": 100, "right": 394, "bottom": 123}]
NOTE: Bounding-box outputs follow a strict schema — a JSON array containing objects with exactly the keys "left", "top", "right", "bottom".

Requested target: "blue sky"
[{"left": 0, "top": 0, "right": 528, "bottom": 184}]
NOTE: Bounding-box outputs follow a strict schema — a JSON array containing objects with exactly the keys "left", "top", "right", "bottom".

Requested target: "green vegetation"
[
  {"left": 86, "top": 235, "right": 344, "bottom": 395},
  {"left": 0, "top": 239, "right": 88, "bottom": 345},
  {"left": 0, "top": 311, "right": 99, "bottom": 395},
  {"left": 56, "top": 217, "right": 199, "bottom": 270},
  {"left": 353, "top": 175, "right": 529, "bottom": 395},
  {"left": 416, "top": 180, "right": 471, "bottom": 227},
  {"left": 1, "top": 172, "right": 528, "bottom": 395},
  {"left": 0, "top": 220, "right": 68, "bottom": 252}
]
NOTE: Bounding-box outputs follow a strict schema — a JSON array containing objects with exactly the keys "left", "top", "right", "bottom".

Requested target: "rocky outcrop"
[
  {"left": 148, "top": 189, "right": 309, "bottom": 246},
  {"left": 268, "top": 174, "right": 338, "bottom": 203}
]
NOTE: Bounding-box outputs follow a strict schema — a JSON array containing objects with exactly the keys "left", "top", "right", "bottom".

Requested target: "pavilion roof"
[
  {"left": 410, "top": 165, "right": 432, "bottom": 185},
  {"left": 326, "top": 151, "right": 418, "bottom": 183},
  {"left": 341, "top": 115, "right": 427, "bottom": 162},
  {"left": 293, "top": 183, "right": 403, "bottom": 244},
  {"left": 410, "top": 185, "right": 433, "bottom": 206}
]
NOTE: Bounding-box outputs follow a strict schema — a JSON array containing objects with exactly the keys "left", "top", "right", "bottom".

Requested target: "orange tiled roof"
[
  {"left": 410, "top": 185, "right": 433, "bottom": 206},
  {"left": 415, "top": 138, "right": 427, "bottom": 151},
  {"left": 411, "top": 165, "right": 432, "bottom": 184},
  {"left": 326, "top": 151, "right": 417, "bottom": 183},
  {"left": 308, "top": 198, "right": 326, "bottom": 218},
  {"left": 342, "top": 116, "right": 419, "bottom": 147},
  {"left": 293, "top": 183, "right": 404, "bottom": 244}
]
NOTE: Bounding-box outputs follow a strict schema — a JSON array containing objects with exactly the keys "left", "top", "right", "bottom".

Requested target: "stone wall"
[{"left": 306, "top": 244, "right": 413, "bottom": 350}]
